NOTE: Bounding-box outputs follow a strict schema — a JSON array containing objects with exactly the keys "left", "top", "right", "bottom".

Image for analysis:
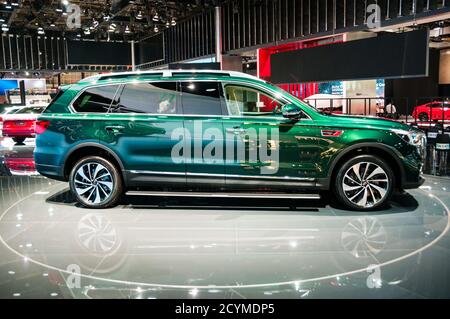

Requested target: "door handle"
[
  {"left": 226, "top": 127, "right": 247, "bottom": 135},
  {"left": 105, "top": 126, "right": 125, "bottom": 134}
]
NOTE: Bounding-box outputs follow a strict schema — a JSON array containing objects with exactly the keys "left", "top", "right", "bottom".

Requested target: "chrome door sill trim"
[{"left": 125, "top": 191, "right": 321, "bottom": 200}]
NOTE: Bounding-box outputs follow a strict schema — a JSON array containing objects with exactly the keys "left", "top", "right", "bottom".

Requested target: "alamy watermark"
[
  {"left": 366, "top": 4, "right": 382, "bottom": 29},
  {"left": 170, "top": 121, "right": 280, "bottom": 175},
  {"left": 62, "top": 2, "right": 81, "bottom": 29},
  {"left": 366, "top": 264, "right": 382, "bottom": 289},
  {"left": 66, "top": 264, "right": 81, "bottom": 289}
]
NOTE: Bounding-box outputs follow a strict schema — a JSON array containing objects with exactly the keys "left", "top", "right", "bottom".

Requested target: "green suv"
[{"left": 34, "top": 70, "right": 425, "bottom": 210}]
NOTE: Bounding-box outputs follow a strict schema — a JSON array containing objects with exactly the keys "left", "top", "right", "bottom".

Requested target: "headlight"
[{"left": 391, "top": 129, "right": 426, "bottom": 147}]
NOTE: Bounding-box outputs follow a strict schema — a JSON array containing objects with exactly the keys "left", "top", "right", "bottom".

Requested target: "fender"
[
  {"left": 325, "top": 142, "right": 406, "bottom": 188},
  {"left": 62, "top": 142, "right": 126, "bottom": 179}
]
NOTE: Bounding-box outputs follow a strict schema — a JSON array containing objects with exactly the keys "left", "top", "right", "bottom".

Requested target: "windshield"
[
  {"left": 262, "top": 80, "right": 319, "bottom": 114},
  {"left": 284, "top": 91, "right": 321, "bottom": 113}
]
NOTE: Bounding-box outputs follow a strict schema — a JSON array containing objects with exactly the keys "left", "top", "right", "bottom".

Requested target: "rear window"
[
  {"left": 72, "top": 85, "right": 120, "bottom": 113},
  {"left": 15, "top": 107, "right": 44, "bottom": 114},
  {"left": 181, "top": 81, "right": 222, "bottom": 116},
  {"left": 113, "top": 82, "right": 178, "bottom": 114}
]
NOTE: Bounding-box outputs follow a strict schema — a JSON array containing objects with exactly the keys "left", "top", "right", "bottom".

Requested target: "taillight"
[
  {"left": 35, "top": 120, "right": 50, "bottom": 134},
  {"left": 3, "top": 121, "right": 12, "bottom": 130}
]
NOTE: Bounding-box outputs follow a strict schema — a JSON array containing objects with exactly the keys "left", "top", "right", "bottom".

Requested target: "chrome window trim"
[
  {"left": 68, "top": 78, "right": 313, "bottom": 121},
  {"left": 68, "top": 83, "right": 123, "bottom": 114}
]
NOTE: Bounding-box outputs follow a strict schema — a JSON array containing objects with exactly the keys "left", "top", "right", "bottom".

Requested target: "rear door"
[{"left": 103, "top": 81, "right": 186, "bottom": 186}]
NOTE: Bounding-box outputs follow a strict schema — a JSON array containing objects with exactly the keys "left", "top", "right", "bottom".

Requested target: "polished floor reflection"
[{"left": 0, "top": 138, "right": 450, "bottom": 299}]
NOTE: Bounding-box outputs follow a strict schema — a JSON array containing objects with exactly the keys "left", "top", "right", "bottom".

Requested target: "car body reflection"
[{"left": 0, "top": 144, "right": 37, "bottom": 176}]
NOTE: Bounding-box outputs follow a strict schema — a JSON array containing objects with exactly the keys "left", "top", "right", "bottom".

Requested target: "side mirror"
[{"left": 282, "top": 104, "right": 303, "bottom": 119}]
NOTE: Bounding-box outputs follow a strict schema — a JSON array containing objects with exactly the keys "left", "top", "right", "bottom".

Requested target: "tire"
[
  {"left": 334, "top": 155, "right": 394, "bottom": 211},
  {"left": 69, "top": 156, "right": 123, "bottom": 209},
  {"left": 12, "top": 137, "right": 26, "bottom": 143},
  {"left": 418, "top": 112, "right": 429, "bottom": 122}
]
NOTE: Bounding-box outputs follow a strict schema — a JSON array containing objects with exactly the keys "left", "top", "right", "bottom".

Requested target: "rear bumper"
[
  {"left": 2, "top": 130, "right": 35, "bottom": 137},
  {"left": 35, "top": 163, "right": 66, "bottom": 181}
]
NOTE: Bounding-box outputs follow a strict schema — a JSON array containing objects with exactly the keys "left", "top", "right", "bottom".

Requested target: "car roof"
[{"left": 78, "top": 69, "right": 265, "bottom": 86}]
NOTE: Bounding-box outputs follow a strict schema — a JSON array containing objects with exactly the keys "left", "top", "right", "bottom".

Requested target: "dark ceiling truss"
[
  {"left": 0, "top": 0, "right": 448, "bottom": 73},
  {"left": 220, "top": 0, "right": 450, "bottom": 53}
]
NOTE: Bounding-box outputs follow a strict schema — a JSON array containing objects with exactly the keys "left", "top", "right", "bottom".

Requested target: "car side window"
[
  {"left": 180, "top": 81, "right": 222, "bottom": 116},
  {"left": 222, "top": 84, "right": 285, "bottom": 117},
  {"left": 114, "top": 82, "right": 178, "bottom": 114},
  {"left": 72, "top": 85, "right": 120, "bottom": 113}
]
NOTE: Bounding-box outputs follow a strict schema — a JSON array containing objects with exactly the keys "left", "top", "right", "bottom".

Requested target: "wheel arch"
[
  {"left": 62, "top": 143, "right": 126, "bottom": 184},
  {"left": 327, "top": 143, "right": 405, "bottom": 190}
]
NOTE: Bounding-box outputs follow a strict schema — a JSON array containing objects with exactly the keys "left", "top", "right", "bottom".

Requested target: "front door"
[{"left": 220, "top": 82, "right": 319, "bottom": 188}]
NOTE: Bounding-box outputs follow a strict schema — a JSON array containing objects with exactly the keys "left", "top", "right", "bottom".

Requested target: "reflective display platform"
[{"left": 0, "top": 138, "right": 449, "bottom": 299}]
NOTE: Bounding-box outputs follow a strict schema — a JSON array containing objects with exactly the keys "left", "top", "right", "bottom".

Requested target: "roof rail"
[{"left": 79, "top": 69, "right": 262, "bottom": 83}]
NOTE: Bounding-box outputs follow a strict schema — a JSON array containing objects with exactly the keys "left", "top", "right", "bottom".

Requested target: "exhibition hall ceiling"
[{"left": 0, "top": 0, "right": 224, "bottom": 40}]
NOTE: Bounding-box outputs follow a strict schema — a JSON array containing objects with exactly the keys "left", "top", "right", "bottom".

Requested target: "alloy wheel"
[
  {"left": 341, "top": 217, "right": 387, "bottom": 258},
  {"left": 342, "top": 162, "right": 389, "bottom": 208},
  {"left": 74, "top": 162, "right": 114, "bottom": 205}
]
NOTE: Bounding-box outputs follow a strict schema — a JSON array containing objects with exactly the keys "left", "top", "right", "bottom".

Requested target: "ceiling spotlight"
[
  {"left": 55, "top": 8, "right": 63, "bottom": 13},
  {"left": 153, "top": 13, "right": 159, "bottom": 22},
  {"left": 11, "top": 1, "right": 19, "bottom": 6},
  {"left": 0, "top": 18, "right": 5, "bottom": 23},
  {"left": 62, "top": 0, "right": 69, "bottom": 5},
  {"left": 76, "top": 33, "right": 81, "bottom": 38},
  {"left": 171, "top": 17, "right": 176, "bottom": 26},
  {"left": 25, "top": 71, "right": 30, "bottom": 76},
  {"left": 136, "top": 11, "right": 143, "bottom": 20},
  {"left": 50, "top": 22, "right": 56, "bottom": 27}
]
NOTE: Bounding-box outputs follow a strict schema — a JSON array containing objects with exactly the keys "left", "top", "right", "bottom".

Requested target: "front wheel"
[
  {"left": 69, "top": 156, "right": 123, "bottom": 209},
  {"left": 334, "top": 155, "right": 394, "bottom": 211}
]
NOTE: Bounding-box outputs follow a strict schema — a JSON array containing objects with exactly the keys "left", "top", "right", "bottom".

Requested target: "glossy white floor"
[{"left": 0, "top": 138, "right": 449, "bottom": 299}]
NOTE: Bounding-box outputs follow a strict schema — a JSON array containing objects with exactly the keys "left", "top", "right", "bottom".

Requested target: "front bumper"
[{"left": 402, "top": 175, "right": 425, "bottom": 189}]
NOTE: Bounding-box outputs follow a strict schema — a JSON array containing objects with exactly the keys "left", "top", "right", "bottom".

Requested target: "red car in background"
[
  {"left": 412, "top": 101, "right": 450, "bottom": 122},
  {"left": 2, "top": 106, "right": 45, "bottom": 143},
  {"left": 0, "top": 106, "right": 21, "bottom": 136}
]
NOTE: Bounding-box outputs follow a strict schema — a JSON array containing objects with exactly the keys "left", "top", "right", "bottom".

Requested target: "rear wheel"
[
  {"left": 12, "top": 137, "right": 25, "bottom": 143},
  {"left": 418, "top": 112, "right": 429, "bottom": 122},
  {"left": 334, "top": 155, "right": 394, "bottom": 211},
  {"left": 69, "top": 156, "right": 123, "bottom": 209}
]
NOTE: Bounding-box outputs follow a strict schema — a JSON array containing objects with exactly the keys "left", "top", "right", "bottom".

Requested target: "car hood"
[{"left": 315, "top": 114, "right": 412, "bottom": 131}]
